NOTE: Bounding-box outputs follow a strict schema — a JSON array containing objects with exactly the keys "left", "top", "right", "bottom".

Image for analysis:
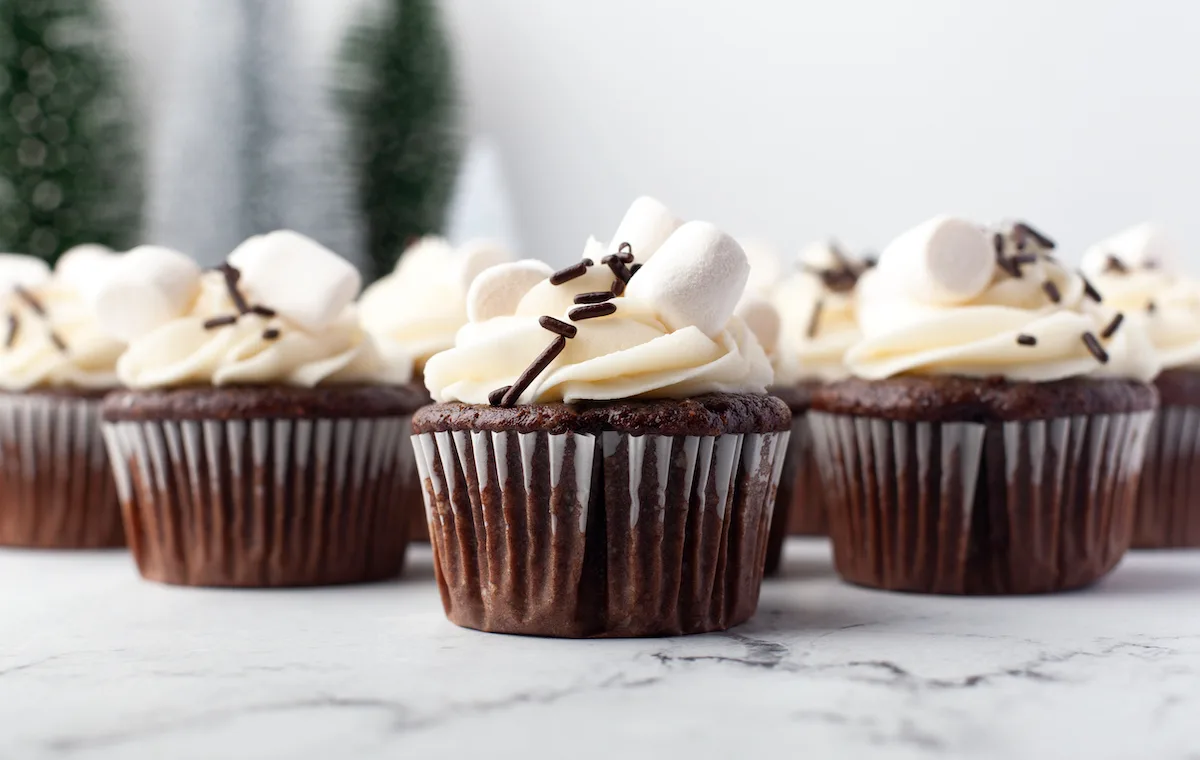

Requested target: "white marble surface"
[{"left": 2, "top": 539, "right": 1200, "bottom": 760}]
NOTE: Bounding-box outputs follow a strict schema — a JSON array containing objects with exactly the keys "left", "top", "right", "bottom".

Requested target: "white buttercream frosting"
[
  {"left": 1082, "top": 224, "right": 1200, "bottom": 371},
  {"left": 0, "top": 248, "right": 125, "bottom": 391},
  {"left": 846, "top": 218, "right": 1160, "bottom": 383},
  {"left": 107, "top": 232, "right": 410, "bottom": 389},
  {"left": 359, "top": 237, "right": 512, "bottom": 370},
  {"left": 424, "top": 202, "right": 773, "bottom": 405}
]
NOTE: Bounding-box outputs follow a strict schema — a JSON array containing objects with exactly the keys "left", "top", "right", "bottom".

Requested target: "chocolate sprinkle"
[
  {"left": 1082, "top": 332, "right": 1109, "bottom": 363},
  {"left": 488, "top": 386, "right": 511, "bottom": 406},
  {"left": 539, "top": 315, "right": 578, "bottom": 339},
  {"left": 13, "top": 285, "right": 44, "bottom": 316},
  {"left": 1016, "top": 334, "right": 1037, "bottom": 346},
  {"left": 807, "top": 299, "right": 824, "bottom": 338},
  {"left": 1104, "top": 255, "right": 1129, "bottom": 274},
  {"left": 550, "top": 260, "right": 590, "bottom": 286},
  {"left": 1013, "top": 221, "right": 1056, "bottom": 250},
  {"left": 1081, "top": 275, "right": 1102, "bottom": 303},
  {"left": 219, "top": 263, "right": 251, "bottom": 314},
  {"left": 1147, "top": 300, "right": 1158, "bottom": 314},
  {"left": 499, "top": 336, "right": 568, "bottom": 407},
  {"left": 203, "top": 315, "right": 238, "bottom": 330},
  {"left": 617, "top": 242, "right": 633, "bottom": 258},
  {"left": 630, "top": 263, "right": 643, "bottom": 276},
  {"left": 250, "top": 305, "right": 277, "bottom": 318},
  {"left": 1042, "top": 280, "right": 1061, "bottom": 303},
  {"left": 4, "top": 312, "right": 16, "bottom": 349},
  {"left": 610, "top": 278, "right": 626, "bottom": 297},
  {"left": 569, "top": 302, "right": 617, "bottom": 321},
  {"left": 992, "top": 232, "right": 1004, "bottom": 256},
  {"left": 1101, "top": 312, "right": 1124, "bottom": 340},
  {"left": 48, "top": 330, "right": 66, "bottom": 353},
  {"left": 606, "top": 257, "right": 633, "bottom": 283},
  {"left": 574, "top": 290, "right": 614, "bottom": 305},
  {"left": 262, "top": 328, "right": 281, "bottom": 341}
]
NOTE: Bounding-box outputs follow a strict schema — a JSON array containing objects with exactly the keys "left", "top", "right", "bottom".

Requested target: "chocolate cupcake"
[
  {"left": 811, "top": 216, "right": 1160, "bottom": 594},
  {"left": 414, "top": 198, "right": 790, "bottom": 637},
  {"left": 360, "top": 237, "right": 514, "bottom": 543},
  {"left": 1082, "top": 224, "right": 1200, "bottom": 547},
  {"left": 98, "top": 232, "right": 419, "bottom": 587},
  {"left": 747, "top": 240, "right": 875, "bottom": 574},
  {"left": 0, "top": 247, "right": 129, "bottom": 548}
]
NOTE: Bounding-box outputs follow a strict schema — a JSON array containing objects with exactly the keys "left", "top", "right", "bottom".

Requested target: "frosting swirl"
[
  {"left": 1082, "top": 224, "right": 1200, "bottom": 371},
  {"left": 359, "top": 237, "right": 512, "bottom": 370},
  {"left": 0, "top": 247, "right": 125, "bottom": 391},
  {"left": 846, "top": 217, "right": 1160, "bottom": 383},
  {"left": 424, "top": 209, "right": 772, "bottom": 405},
  {"left": 108, "top": 232, "right": 410, "bottom": 389}
]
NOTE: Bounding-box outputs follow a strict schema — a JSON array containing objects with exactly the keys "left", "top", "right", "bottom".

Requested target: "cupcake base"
[
  {"left": 763, "top": 382, "right": 826, "bottom": 575},
  {"left": 0, "top": 389, "right": 124, "bottom": 549},
  {"left": 412, "top": 394, "right": 791, "bottom": 637},
  {"left": 1132, "top": 370, "right": 1200, "bottom": 548},
  {"left": 102, "top": 385, "right": 424, "bottom": 587},
  {"left": 811, "top": 377, "right": 1157, "bottom": 595}
]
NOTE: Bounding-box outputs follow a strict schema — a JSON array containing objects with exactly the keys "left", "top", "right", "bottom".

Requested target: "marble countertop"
[{"left": 2, "top": 539, "right": 1199, "bottom": 760}]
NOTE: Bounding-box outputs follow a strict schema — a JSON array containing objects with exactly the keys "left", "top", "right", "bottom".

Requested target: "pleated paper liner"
[
  {"left": 810, "top": 410, "right": 1154, "bottom": 594},
  {"left": 413, "top": 427, "right": 790, "bottom": 637},
  {"left": 103, "top": 414, "right": 416, "bottom": 587},
  {"left": 1132, "top": 405, "right": 1200, "bottom": 547},
  {"left": 763, "top": 412, "right": 829, "bottom": 574},
  {"left": 0, "top": 390, "right": 124, "bottom": 548}
]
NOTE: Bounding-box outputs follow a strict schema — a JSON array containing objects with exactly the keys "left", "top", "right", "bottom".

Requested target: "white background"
[{"left": 112, "top": 0, "right": 1200, "bottom": 267}]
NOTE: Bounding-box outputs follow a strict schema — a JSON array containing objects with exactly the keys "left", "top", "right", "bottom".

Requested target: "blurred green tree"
[{"left": 0, "top": 0, "right": 143, "bottom": 263}]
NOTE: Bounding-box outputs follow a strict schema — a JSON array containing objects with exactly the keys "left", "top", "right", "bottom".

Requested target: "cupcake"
[
  {"left": 1081, "top": 224, "right": 1200, "bottom": 547},
  {"left": 98, "top": 231, "right": 419, "bottom": 587},
  {"left": 359, "top": 237, "right": 513, "bottom": 542},
  {"left": 0, "top": 247, "right": 127, "bottom": 548},
  {"left": 747, "top": 240, "right": 874, "bottom": 574},
  {"left": 413, "top": 198, "right": 790, "bottom": 637},
  {"left": 810, "top": 216, "right": 1160, "bottom": 594}
]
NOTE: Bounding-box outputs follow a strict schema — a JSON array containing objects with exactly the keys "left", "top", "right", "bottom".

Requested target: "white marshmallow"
[
  {"left": 608, "top": 196, "right": 683, "bottom": 261},
  {"left": 55, "top": 245, "right": 118, "bottom": 303},
  {"left": 228, "top": 230, "right": 361, "bottom": 333},
  {"left": 457, "top": 239, "right": 513, "bottom": 292},
  {"left": 735, "top": 295, "right": 781, "bottom": 354},
  {"left": 92, "top": 246, "right": 202, "bottom": 342},
  {"left": 624, "top": 221, "right": 750, "bottom": 338},
  {"left": 1082, "top": 223, "right": 1178, "bottom": 274},
  {"left": 466, "top": 259, "right": 554, "bottom": 322},
  {"left": 0, "top": 254, "right": 51, "bottom": 292},
  {"left": 877, "top": 215, "right": 994, "bottom": 305}
]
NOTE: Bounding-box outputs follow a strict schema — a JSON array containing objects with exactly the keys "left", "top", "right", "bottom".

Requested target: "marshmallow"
[
  {"left": 228, "top": 230, "right": 361, "bottom": 333},
  {"left": 624, "top": 221, "right": 750, "bottom": 337},
  {"left": 92, "top": 246, "right": 202, "bottom": 342},
  {"left": 1082, "top": 223, "right": 1178, "bottom": 274},
  {"left": 736, "top": 296, "right": 781, "bottom": 354},
  {"left": 608, "top": 196, "right": 683, "bottom": 261},
  {"left": 877, "top": 215, "right": 994, "bottom": 305},
  {"left": 55, "top": 245, "right": 118, "bottom": 302},
  {"left": 467, "top": 259, "right": 554, "bottom": 322},
  {"left": 0, "top": 254, "right": 51, "bottom": 292},
  {"left": 457, "top": 239, "right": 513, "bottom": 292}
]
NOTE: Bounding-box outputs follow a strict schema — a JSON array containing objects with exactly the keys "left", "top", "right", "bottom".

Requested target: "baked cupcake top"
[
  {"left": 847, "top": 216, "right": 1160, "bottom": 383},
  {"left": 358, "top": 237, "right": 512, "bottom": 371},
  {"left": 770, "top": 240, "right": 874, "bottom": 384},
  {"left": 100, "top": 231, "right": 411, "bottom": 389},
  {"left": 423, "top": 197, "right": 773, "bottom": 405},
  {"left": 0, "top": 247, "right": 126, "bottom": 391},
  {"left": 1081, "top": 223, "right": 1200, "bottom": 372}
]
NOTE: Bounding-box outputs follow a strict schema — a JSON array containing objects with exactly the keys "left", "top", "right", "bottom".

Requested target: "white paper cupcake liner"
[
  {"left": 412, "top": 428, "right": 790, "bottom": 637},
  {"left": 102, "top": 415, "right": 415, "bottom": 586},
  {"left": 0, "top": 391, "right": 123, "bottom": 548},
  {"left": 808, "top": 410, "right": 1154, "bottom": 594}
]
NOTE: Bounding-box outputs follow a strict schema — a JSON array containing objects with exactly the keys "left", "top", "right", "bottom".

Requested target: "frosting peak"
[
  {"left": 846, "top": 217, "right": 1160, "bottom": 383},
  {"left": 423, "top": 200, "right": 773, "bottom": 405}
]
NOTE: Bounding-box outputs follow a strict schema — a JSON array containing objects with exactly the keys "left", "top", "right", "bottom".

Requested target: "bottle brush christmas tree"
[
  {"left": 338, "top": 0, "right": 463, "bottom": 282},
  {"left": 0, "top": 0, "right": 143, "bottom": 263}
]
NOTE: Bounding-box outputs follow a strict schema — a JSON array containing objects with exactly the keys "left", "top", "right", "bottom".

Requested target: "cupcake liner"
[
  {"left": 102, "top": 415, "right": 414, "bottom": 586},
  {"left": 0, "top": 392, "right": 123, "bottom": 548},
  {"left": 412, "top": 427, "right": 790, "bottom": 637},
  {"left": 1132, "top": 405, "right": 1200, "bottom": 548},
  {"left": 764, "top": 412, "right": 827, "bottom": 574},
  {"left": 809, "top": 410, "right": 1154, "bottom": 594}
]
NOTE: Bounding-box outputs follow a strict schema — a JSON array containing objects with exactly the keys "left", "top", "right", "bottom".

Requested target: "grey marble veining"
[{"left": 2, "top": 540, "right": 1199, "bottom": 760}]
